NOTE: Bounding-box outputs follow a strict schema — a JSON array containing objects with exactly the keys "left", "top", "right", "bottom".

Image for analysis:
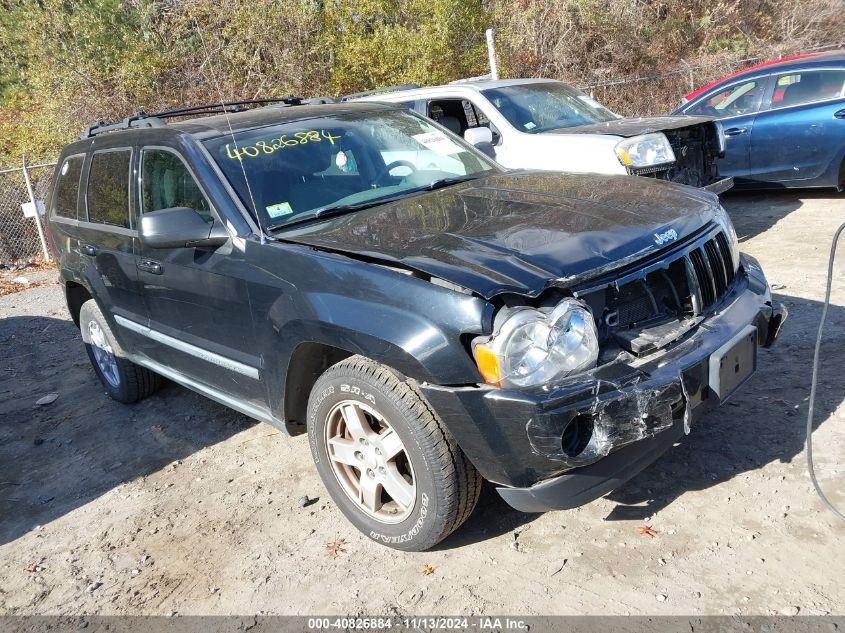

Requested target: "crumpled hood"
[
  {"left": 281, "top": 171, "right": 719, "bottom": 299},
  {"left": 548, "top": 115, "right": 716, "bottom": 138}
]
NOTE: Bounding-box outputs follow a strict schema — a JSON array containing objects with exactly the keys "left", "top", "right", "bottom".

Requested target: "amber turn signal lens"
[{"left": 474, "top": 344, "right": 502, "bottom": 386}]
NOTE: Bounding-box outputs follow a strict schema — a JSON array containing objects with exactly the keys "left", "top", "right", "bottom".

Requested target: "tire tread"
[{"left": 314, "top": 355, "right": 481, "bottom": 549}]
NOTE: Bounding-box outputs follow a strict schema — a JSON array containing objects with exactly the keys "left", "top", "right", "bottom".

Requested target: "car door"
[
  {"left": 59, "top": 147, "right": 150, "bottom": 354},
  {"left": 747, "top": 69, "right": 845, "bottom": 184},
  {"left": 134, "top": 145, "right": 265, "bottom": 407},
  {"left": 47, "top": 153, "right": 88, "bottom": 290},
  {"left": 683, "top": 76, "right": 770, "bottom": 179}
]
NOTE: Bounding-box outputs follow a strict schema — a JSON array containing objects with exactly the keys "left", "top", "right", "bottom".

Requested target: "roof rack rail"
[
  {"left": 79, "top": 96, "right": 305, "bottom": 139},
  {"left": 78, "top": 113, "right": 165, "bottom": 140},
  {"left": 339, "top": 84, "right": 420, "bottom": 102}
]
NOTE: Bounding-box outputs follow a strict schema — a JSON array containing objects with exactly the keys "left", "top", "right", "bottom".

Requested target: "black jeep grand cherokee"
[{"left": 47, "top": 100, "right": 786, "bottom": 551}]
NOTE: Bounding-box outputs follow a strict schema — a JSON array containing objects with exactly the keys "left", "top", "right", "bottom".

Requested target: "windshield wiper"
[
  {"left": 267, "top": 196, "right": 407, "bottom": 233},
  {"left": 268, "top": 174, "right": 489, "bottom": 233},
  {"left": 423, "top": 174, "right": 485, "bottom": 191}
]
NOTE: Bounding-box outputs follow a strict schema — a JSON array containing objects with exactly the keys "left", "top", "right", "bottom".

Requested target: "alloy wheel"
[
  {"left": 87, "top": 320, "right": 120, "bottom": 388},
  {"left": 324, "top": 399, "right": 417, "bottom": 524}
]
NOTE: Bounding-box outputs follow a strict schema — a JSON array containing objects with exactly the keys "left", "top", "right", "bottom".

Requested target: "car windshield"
[
  {"left": 204, "top": 109, "right": 497, "bottom": 231},
  {"left": 482, "top": 82, "right": 619, "bottom": 133}
]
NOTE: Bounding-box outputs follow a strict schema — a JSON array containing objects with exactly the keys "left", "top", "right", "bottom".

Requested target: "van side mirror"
[
  {"left": 464, "top": 127, "right": 496, "bottom": 159},
  {"left": 139, "top": 207, "right": 229, "bottom": 249}
]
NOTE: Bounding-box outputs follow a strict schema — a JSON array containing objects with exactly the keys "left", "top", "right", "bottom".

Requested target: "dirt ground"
[{"left": 1, "top": 190, "right": 843, "bottom": 617}]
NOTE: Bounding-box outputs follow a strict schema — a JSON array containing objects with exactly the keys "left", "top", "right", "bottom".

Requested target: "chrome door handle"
[
  {"left": 137, "top": 259, "right": 163, "bottom": 275},
  {"left": 80, "top": 244, "right": 99, "bottom": 256},
  {"left": 834, "top": 109, "right": 845, "bottom": 120},
  {"left": 723, "top": 127, "right": 748, "bottom": 137}
]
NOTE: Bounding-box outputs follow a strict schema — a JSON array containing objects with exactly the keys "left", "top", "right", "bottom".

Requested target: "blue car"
[{"left": 673, "top": 50, "right": 845, "bottom": 190}]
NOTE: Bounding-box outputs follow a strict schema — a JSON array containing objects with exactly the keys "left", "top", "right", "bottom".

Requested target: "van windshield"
[
  {"left": 204, "top": 109, "right": 498, "bottom": 231},
  {"left": 482, "top": 82, "right": 619, "bottom": 133}
]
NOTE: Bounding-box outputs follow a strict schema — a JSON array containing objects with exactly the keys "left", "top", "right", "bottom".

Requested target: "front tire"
[
  {"left": 79, "top": 300, "right": 161, "bottom": 403},
  {"left": 307, "top": 356, "right": 481, "bottom": 551}
]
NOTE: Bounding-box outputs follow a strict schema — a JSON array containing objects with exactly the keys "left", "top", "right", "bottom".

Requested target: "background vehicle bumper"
[
  {"left": 703, "top": 176, "right": 734, "bottom": 194},
  {"left": 420, "top": 256, "right": 786, "bottom": 509}
]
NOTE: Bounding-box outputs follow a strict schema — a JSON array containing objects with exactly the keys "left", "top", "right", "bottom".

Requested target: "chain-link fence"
[
  {"left": 0, "top": 162, "right": 56, "bottom": 263},
  {"left": 580, "top": 42, "right": 845, "bottom": 117}
]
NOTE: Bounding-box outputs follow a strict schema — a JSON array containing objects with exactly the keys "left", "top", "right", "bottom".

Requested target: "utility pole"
[
  {"left": 22, "top": 156, "right": 51, "bottom": 262},
  {"left": 486, "top": 29, "right": 499, "bottom": 80}
]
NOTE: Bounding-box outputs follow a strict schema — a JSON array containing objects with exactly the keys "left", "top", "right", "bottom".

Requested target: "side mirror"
[
  {"left": 464, "top": 127, "right": 493, "bottom": 146},
  {"left": 139, "top": 207, "right": 229, "bottom": 249},
  {"left": 464, "top": 127, "right": 496, "bottom": 159}
]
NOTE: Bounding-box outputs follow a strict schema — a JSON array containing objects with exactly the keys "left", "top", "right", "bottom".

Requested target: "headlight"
[
  {"left": 614, "top": 132, "right": 675, "bottom": 169},
  {"left": 713, "top": 205, "right": 740, "bottom": 273},
  {"left": 472, "top": 299, "right": 599, "bottom": 388}
]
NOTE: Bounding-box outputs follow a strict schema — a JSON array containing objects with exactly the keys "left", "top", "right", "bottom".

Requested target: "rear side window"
[
  {"left": 141, "top": 150, "right": 212, "bottom": 223},
  {"left": 52, "top": 156, "right": 84, "bottom": 219},
  {"left": 770, "top": 70, "right": 845, "bottom": 109},
  {"left": 86, "top": 150, "right": 131, "bottom": 228}
]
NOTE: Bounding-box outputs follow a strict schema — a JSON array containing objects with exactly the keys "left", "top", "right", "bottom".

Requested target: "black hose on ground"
[{"left": 806, "top": 221, "right": 845, "bottom": 522}]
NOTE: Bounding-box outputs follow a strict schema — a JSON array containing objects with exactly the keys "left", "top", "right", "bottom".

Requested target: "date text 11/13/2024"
[{"left": 307, "top": 617, "right": 528, "bottom": 630}]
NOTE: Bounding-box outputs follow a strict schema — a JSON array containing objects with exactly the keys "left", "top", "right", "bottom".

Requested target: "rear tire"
[
  {"left": 79, "top": 300, "right": 161, "bottom": 403},
  {"left": 307, "top": 355, "right": 481, "bottom": 551}
]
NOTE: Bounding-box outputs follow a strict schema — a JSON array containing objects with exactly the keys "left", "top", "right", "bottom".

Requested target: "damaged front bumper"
[{"left": 420, "top": 254, "right": 786, "bottom": 513}]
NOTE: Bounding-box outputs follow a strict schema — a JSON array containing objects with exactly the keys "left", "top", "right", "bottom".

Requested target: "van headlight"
[
  {"left": 614, "top": 132, "right": 675, "bottom": 169},
  {"left": 472, "top": 299, "right": 599, "bottom": 388},
  {"left": 713, "top": 205, "right": 740, "bottom": 273}
]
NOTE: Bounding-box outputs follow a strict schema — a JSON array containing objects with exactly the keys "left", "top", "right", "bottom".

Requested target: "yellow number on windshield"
[{"left": 225, "top": 129, "right": 341, "bottom": 161}]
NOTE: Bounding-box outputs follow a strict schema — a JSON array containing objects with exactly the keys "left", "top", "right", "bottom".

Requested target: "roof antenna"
[{"left": 192, "top": 18, "right": 265, "bottom": 243}]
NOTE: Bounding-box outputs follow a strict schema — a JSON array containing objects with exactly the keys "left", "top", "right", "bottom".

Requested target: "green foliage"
[
  {"left": 322, "top": 0, "right": 488, "bottom": 94},
  {"left": 0, "top": 0, "right": 842, "bottom": 164}
]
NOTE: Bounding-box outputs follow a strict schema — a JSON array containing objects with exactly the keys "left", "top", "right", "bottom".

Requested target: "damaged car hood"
[
  {"left": 281, "top": 171, "right": 719, "bottom": 299},
  {"left": 548, "top": 115, "right": 716, "bottom": 138}
]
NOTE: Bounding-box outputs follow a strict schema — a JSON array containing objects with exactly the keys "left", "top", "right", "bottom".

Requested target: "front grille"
[
  {"left": 595, "top": 229, "right": 738, "bottom": 352},
  {"left": 686, "top": 231, "right": 736, "bottom": 312}
]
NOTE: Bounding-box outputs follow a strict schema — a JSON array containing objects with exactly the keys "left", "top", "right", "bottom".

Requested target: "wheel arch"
[
  {"left": 261, "top": 283, "right": 487, "bottom": 433},
  {"left": 839, "top": 153, "right": 845, "bottom": 190},
  {"left": 65, "top": 280, "right": 93, "bottom": 328},
  {"left": 282, "top": 341, "right": 354, "bottom": 435},
  {"left": 277, "top": 327, "right": 455, "bottom": 434},
  {"left": 818, "top": 141, "right": 845, "bottom": 189}
]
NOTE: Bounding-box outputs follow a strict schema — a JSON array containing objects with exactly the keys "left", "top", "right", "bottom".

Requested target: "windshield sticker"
[
  {"left": 524, "top": 121, "right": 537, "bottom": 130},
  {"left": 266, "top": 201, "right": 294, "bottom": 218},
  {"left": 225, "top": 129, "right": 342, "bottom": 161},
  {"left": 412, "top": 132, "right": 462, "bottom": 156}
]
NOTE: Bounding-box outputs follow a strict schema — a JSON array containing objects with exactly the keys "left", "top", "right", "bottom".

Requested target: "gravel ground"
[{"left": 0, "top": 190, "right": 843, "bottom": 616}]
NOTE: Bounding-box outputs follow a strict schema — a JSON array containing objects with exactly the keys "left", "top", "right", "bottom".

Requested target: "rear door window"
[
  {"left": 86, "top": 150, "right": 132, "bottom": 228},
  {"left": 52, "top": 155, "right": 84, "bottom": 220},
  {"left": 769, "top": 70, "right": 845, "bottom": 109},
  {"left": 141, "top": 149, "right": 213, "bottom": 223}
]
